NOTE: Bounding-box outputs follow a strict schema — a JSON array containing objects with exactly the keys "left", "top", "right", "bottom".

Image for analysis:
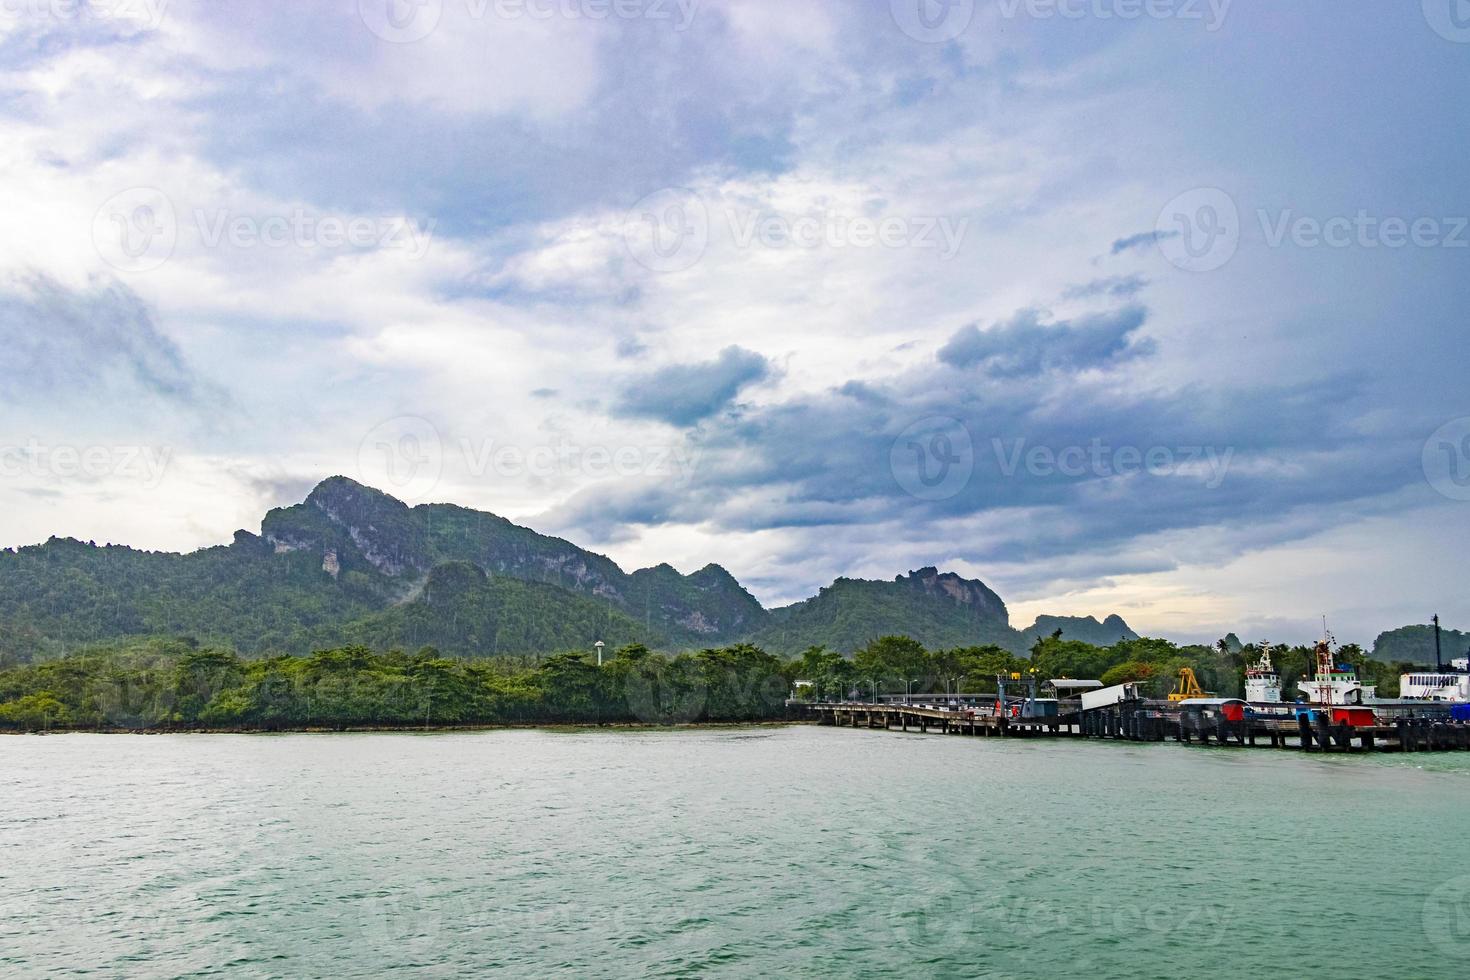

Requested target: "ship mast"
[{"left": 1316, "top": 618, "right": 1336, "bottom": 713}]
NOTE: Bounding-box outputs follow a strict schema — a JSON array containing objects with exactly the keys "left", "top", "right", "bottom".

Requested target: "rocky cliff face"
[
  {"left": 899, "top": 567, "right": 1009, "bottom": 623},
  {"left": 260, "top": 477, "right": 768, "bottom": 643}
]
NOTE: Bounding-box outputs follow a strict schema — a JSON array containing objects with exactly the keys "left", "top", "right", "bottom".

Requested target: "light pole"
[{"left": 594, "top": 640, "right": 605, "bottom": 667}]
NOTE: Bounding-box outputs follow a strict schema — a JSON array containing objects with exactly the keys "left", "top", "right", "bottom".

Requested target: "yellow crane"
[{"left": 1168, "top": 667, "right": 1212, "bottom": 702}]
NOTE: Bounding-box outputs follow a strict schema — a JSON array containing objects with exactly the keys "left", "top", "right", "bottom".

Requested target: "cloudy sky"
[{"left": 1, "top": 0, "right": 1467, "bottom": 646}]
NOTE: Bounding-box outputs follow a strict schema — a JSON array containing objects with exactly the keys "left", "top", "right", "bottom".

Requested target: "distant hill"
[
  {"left": 1015, "top": 615, "right": 1139, "bottom": 650},
  {"left": 0, "top": 477, "right": 1137, "bottom": 660},
  {"left": 1372, "top": 624, "right": 1470, "bottom": 665},
  {"left": 747, "top": 567, "right": 1128, "bottom": 657}
]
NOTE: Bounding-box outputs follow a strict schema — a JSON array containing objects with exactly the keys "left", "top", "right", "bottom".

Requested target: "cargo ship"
[
  {"left": 1296, "top": 635, "right": 1375, "bottom": 706},
  {"left": 1397, "top": 616, "right": 1470, "bottom": 703},
  {"left": 1244, "top": 643, "right": 1282, "bottom": 703}
]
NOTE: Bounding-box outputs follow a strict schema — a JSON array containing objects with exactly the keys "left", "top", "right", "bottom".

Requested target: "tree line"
[{"left": 0, "top": 631, "right": 1417, "bottom": 732}]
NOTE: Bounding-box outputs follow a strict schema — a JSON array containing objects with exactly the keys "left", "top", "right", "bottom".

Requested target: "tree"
[
  {"left": 0, "top": 691, "right": 66, "bottom": 730},
  {"left": 854, "top": 636, "right": 930, "bottom": 693}
]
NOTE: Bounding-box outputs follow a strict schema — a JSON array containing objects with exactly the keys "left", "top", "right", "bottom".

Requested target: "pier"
[{"left": 805, "top": 700, "right": 1470, "bottom": 753}]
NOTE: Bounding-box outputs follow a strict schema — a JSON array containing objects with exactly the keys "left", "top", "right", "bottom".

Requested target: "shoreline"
[{"left": 0, "top": 719, "right": 807, "bottom": 737}]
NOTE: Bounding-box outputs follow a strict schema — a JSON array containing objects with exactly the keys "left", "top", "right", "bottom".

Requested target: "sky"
[{"left": 0, "top": 0, "right": 1467, "bottom": 648}]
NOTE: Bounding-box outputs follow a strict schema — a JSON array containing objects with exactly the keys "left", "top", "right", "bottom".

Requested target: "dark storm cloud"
[
  {"left": 1111, "top": 230, "right": 1178, "bottom": 255},
  {"left": 0, "top": 276, "right": 209, "bottom": 407},
  {"left": 1063, "top": 275, "right": 1150, "bottom": 300},
  {"left": 936, "top": 307, "right": 1152, "bottom": 376},
  {"left": 613, "top": 346, "right": 771, "bottom": 426},
  {"left": 553, "top": 298, "right": 1417, "bottom": 596}
]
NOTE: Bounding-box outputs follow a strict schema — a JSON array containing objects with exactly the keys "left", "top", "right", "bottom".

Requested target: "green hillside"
[{"left": 750, "top": 567, "right": 1026, "bottom": 656}]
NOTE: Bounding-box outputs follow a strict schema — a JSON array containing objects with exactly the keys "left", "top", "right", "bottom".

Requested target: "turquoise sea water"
[{"left": 3, "top": 725, "right": 1469, "bottom": 978}]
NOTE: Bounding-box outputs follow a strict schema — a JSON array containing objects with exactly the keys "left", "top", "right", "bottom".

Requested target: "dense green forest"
[
  {"left": 0, "top": 637, "right": 790, "bottom": 731},
  {"left": 750, "top": 568, "right": 1028, "bottom": 655},
  {"left": 0, "top": 630, "right": 1418, "bottom": 732}
]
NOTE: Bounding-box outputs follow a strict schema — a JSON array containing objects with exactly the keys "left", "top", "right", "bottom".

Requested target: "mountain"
[
  {"left": 0, "top": 532, "right": 386, "bottom": 659},
  {"left": 749, "top": 567, "right": 1026, "bottom": 656},
  {"left": 0, "top": 477, "right": 762, "bottom": 658},
  {"left": 0, "top": 477, "right": 1139, "bottom": 661},
  {"left": 1016, "top": 614, "right": 1139, "bottom": 649},
  {"left": 262, "top": 477, "right": 767, "bottom": 644},
  {"left": 293, "top": 561, "right": 657, "bottom": 657},
  {"left": 1371, "top": 624, "right": 1470, "bottom": 665}
]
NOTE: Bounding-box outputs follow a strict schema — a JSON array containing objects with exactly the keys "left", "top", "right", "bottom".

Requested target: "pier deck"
[{"left": 806, "top": 701, "right": 1470, "bottom": 752}]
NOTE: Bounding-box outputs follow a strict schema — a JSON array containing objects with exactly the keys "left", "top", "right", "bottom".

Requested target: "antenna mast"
[{"left": 1434, "top": 614, "right": 1443, "bottom": 672}]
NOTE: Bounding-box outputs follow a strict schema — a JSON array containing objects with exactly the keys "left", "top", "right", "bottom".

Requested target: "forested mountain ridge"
[
  {"left": 752, "top": 567, "right": 1026, "bottom": 656},
  {"left": 0, "top": 478, "right": 1140, "bottom": 661},
  {"left": 262, "top": 477, "right": 767, "bottom": 643},
  {"left": 1016, "top": 615, "right": 1139, "bottom": 650},
  {"left": 1371, "top": 624, "right": 1470, "bottom": 664}
]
